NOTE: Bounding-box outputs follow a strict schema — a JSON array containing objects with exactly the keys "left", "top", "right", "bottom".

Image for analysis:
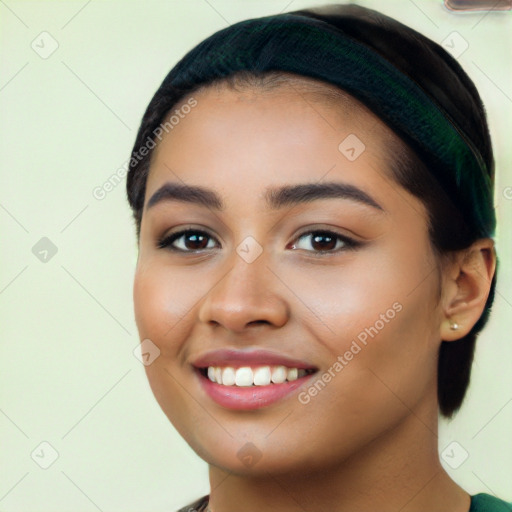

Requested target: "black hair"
[{"left": 126, "top": 4, "right": 498, "bottom": 418}]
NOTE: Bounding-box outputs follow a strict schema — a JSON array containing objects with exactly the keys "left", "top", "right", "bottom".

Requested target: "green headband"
[{"left": 162, "top": 13, "right": 496, "bottom": 238}]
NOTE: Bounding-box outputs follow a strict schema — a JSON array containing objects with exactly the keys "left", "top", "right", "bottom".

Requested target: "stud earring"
[{"left": 449, "top": 319, "right": 459, "bottom": 330}]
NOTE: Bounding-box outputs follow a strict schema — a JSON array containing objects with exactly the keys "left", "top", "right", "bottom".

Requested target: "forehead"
[
  {"left": 140, "top": 84, "right": 432, "bottom": 248},
  {"left": 143, "top": 82, "right": 423, "bottom": 222},
  {"left": 187, "top": 76, "right": 389, "bottom": 138},
  {"left": 149, "top": 83, "right": 394, "bottom": 178}
]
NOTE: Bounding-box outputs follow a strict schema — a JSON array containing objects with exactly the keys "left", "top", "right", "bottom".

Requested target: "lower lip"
[{"left": 197, "top": 370, "right": 315, "bottom": 410}]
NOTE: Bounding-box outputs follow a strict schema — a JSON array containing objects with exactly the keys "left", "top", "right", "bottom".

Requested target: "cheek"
[
  {"left": 133, "top": 262, "right": 200, "bottom": 430},
  {"left": 281, "top": 246, "right": 428, "bottom": 335},
  {"left": 291, "top": 241, "right": 439, "bottom": 387},
  {"left": 133, "top": 260, "right": 191, "bottom": 357}
]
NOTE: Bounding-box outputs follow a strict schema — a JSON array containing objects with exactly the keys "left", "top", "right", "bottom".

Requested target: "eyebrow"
[{"left": 146, "top": 181, "right": 385, "bottom": 212}]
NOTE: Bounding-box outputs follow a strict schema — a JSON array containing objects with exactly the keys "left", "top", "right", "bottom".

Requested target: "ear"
[{"left": 440, "top": 238, "right": 496, "bottom": 341}]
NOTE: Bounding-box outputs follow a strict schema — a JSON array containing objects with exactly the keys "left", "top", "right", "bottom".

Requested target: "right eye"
[{"left": 157, "top": 229, "right": 219, "bottom": 253}]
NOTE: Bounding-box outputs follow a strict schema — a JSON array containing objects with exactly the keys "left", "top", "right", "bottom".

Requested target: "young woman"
[{"left": 126, "top": 3, "right": 510, "bottom": 511}]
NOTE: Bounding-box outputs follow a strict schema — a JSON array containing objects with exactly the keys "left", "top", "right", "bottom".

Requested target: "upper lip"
[{"left": 191, "top": 348, "right": 317, "bottom": 370}]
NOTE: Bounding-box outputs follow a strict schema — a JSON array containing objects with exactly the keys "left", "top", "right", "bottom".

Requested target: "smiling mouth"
[{"left": 198, "top": 365, "right": 317, "bottom": 387}]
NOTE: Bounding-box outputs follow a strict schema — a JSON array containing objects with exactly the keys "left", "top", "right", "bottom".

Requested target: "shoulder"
[
  {"left": 471, "top": 493, "right": 512, "bottom": 512},
  {"left": 175, "top": 494, "right": 209, "bottom": 512}
]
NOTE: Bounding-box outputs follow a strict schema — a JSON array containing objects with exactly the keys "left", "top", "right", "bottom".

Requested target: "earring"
[{"left": 449, "top": 319, "right": 459, "bottom": 330}]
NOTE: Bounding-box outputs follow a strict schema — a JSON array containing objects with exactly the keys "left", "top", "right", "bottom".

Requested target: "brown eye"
[
  {"left": 157, "top": 229, "right": 218, "bottom": 252},
  {"left": 289, "top": 230, "right": 361, "bottom": 254},
  {"left": 157, "top": 228, "right": 362, "bottom": 255}
]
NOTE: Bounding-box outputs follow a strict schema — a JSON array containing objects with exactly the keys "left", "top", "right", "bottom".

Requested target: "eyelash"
[{"left": 156, "top": 227, "right": 362, "bottom": 256}]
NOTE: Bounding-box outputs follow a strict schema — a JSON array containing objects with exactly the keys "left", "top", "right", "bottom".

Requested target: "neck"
[{"left": 206, "top": 398, "right": 470, "bottom": 512}]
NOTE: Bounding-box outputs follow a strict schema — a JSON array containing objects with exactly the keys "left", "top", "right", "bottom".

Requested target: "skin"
[{"left": 133, "top": 81, "right": 496, "bottom": 512}]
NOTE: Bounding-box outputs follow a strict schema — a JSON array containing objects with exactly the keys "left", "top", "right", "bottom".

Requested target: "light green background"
[{"left": 0, "top": 0, "right": 511, "bottom": 510}]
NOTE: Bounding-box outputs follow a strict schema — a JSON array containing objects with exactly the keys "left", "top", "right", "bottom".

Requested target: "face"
[{"left": 133, "top": 83, "right": 445, "bottom": 476}]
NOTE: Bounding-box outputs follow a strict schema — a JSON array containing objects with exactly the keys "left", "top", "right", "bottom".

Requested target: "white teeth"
[
  {"left": 271, "top": 365, "right": 287, "bottom": 384},
  {"left": 235, "top": 367, "right": 253, "bottom": 386},
  {"left": 221, "top": 367, "right": 236, "bottom": 386},
  {"left": 287, "top": 368, "right": 298, "bottom": 381},
  {"left": 253, "top": 366, "right": 271, "bottom": 386},
  {"left": 205, "top": 365, "right": 311, "bottom": 386}
]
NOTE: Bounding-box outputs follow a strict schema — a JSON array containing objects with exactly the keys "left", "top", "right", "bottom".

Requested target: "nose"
[{"left": 197, "top": 251, "right": 289, "bottom": 334}]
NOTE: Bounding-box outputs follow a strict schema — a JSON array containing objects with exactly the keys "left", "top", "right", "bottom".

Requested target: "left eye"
[{"left": 289, "top": 230, "right": 361, "bottom": 253}]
